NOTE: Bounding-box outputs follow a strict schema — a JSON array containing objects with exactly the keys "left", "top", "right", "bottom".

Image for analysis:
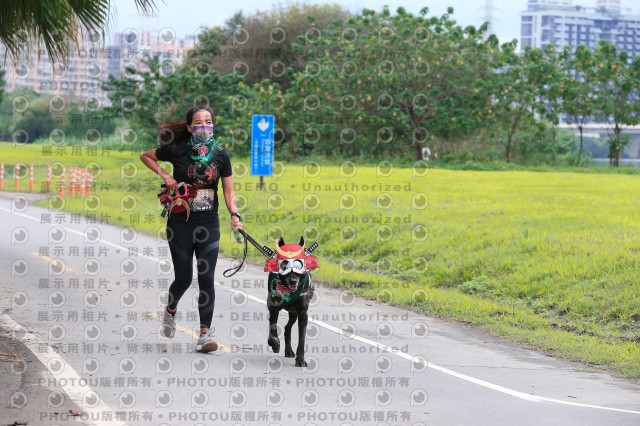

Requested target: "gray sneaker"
[
  {"left": 196, "top": 328, "right": 218, "bottom": 353},
  {"left": 162, "top": 309, "right": 176, "bottom": 338}
]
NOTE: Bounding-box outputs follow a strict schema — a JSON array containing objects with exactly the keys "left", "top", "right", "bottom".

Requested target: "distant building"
[
  {"left": 106, "top": 29, "right": 195, "bottom": 81},
  {"left": 0, "top": 29, "right": 195, "bottom": 106},
  {"left": 0, "top": 30, "right": 111, "bottom": 106},
  {"left": 522, "top": 1, "right": 640, "bottom": 159},
  {"left": 520, "top": 0, "right": 640, "bottom": 57}
]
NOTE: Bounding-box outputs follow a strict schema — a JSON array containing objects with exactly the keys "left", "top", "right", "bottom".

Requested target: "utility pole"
[{"left": 483, "top": 0, "right": 495, "bottom": 35}]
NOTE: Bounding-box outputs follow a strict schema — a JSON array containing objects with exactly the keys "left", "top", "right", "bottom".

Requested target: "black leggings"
[{"left": 166, "top": 217, "right": 220, "bottom": 329}]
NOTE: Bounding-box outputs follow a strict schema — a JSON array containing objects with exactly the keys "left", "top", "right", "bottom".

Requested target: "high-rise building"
[
  {"left": 596, "top": 0, "right": 621, "bottom": 14},
  {"left": 1, "top": 29, "right": 195, "bottom": 106},
  {"left": 105, "top": 29, "right": 195, "bottom": 81},
  {"left": 0, "top": 30, "right": 111, "bottom": 105},
  {"left": 527, "top": 0, "right": 574, "bottom": 9},
  {"left": 520, "top": 0, "right": 640, "bottom": 57}
]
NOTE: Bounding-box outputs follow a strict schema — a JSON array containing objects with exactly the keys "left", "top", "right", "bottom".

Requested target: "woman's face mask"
[{"left": 191, "top": 125, "right": 214, "bottom": 144}]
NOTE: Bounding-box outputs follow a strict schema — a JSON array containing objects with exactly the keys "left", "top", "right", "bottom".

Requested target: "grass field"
[{"left": 1, "top": 142, "right": 639, "bottom": 378}]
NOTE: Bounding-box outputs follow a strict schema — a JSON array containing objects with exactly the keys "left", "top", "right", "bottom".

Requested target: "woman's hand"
[
  {"left": 231, "top": 216, "right": 243, "bottom": 232},
  {"left": 164, "top": 176, "right": 178, "bottom": 191},
  {"left": 140, "top": 149, "right": 175, "bottom": 190}
]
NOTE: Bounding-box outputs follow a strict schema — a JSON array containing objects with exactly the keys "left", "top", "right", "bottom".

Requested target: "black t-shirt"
[{"left": 155, "top": 142, "right": 232, "bottom": 223}]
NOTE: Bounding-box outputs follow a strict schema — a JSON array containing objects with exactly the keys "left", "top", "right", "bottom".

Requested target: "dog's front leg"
[
  {"left": 294, "top": 310, "right": 308, "bottom": 367},
  {"left": 267, "top": 307, "right": 280, "bottom": 353},
  {"left": 284, "top": 310, "right": 297, "bottom": 358}
]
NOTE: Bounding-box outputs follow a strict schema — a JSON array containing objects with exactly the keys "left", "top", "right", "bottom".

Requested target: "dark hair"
[{"left": 158, "top": 106, "right": 215, "bottom": 145}]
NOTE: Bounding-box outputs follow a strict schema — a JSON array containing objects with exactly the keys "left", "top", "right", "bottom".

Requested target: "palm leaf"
[{"left": 0, "top": 0, "right": 159, "bottom": 64}]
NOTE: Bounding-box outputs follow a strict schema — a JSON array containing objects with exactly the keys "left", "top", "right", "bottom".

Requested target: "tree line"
[{"left": 4, "top": 4, "right": 640, "bottom": 166}]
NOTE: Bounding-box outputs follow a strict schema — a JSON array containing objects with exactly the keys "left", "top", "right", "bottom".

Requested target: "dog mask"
[
  {"left": 265, "top": 237, "right": 319, "bottom": 301},
  {"left": 264, "top": 236, "right": 319, "bottom": 273},
  {"left": 157, "top": 182, "right": 198, "bottom": 220}
]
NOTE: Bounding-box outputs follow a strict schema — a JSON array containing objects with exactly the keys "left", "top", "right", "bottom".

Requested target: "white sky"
[
  {"left": 108, "top": 0, "right": 524, "bottom": 46},
  {"left": 108, "top": 0, "right": 637, "bottom": 47}
]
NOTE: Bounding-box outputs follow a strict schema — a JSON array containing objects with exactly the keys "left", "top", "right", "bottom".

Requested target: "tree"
[
  {"left": 0, "top": 69, "right": 5, "bottom": 106},
  {"left": 62, "top": 103, "right": 115, "bottom": 140},
  {"left": 226, "top": 80, "right": 292, "bottom": 159},
  {"left": 527, "top": 44, "right": 565, "bottom": 165},
  {"left": 590, "top": 41, "right": 640, "bottom": 166},
  {"left": 289, "top": 6, "right": 499, "bottom": 160},
  {"left": 558, "top": 44, "right": 596, "bottom": 164},
  {"left": 515, "top": 124, "right": 577, "bottom": 165},
  {"left": 490, "top": 43, "right": 540, "bottom": 162},
  {"left": 0, "top": 0, "right": 157, "bottom": 64},
  {"left": 9, "top": 95, "right": 59, "bottom": 142},
  {"left": 184, "top": 3, "right": 350, "bottom": 89},
  {"left": 103, "top": 56, "right": 242, "bottom": 147}
]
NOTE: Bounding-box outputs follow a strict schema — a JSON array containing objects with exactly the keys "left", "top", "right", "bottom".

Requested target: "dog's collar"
[{"left": 269, "top": 273, "right": 308, "bottom": 304}]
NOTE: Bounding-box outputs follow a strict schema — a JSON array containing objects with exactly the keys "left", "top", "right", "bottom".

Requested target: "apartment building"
[
  {"left": 0, "top": 29, "right": 195, "bottom": 106},
  {"left": 521, "top": 0, "right": 640, "bottom": 57}
]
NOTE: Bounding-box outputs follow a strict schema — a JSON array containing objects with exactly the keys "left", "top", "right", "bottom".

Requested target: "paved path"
[{"left": 1, "top": 192, "right": 639, "bottom": 425}]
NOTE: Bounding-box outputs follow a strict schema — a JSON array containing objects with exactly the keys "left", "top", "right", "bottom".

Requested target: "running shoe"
[
  {"left": 196, "top": 327, "right": 218, "bottom": 352},
  {"left": 162, "top": 309, "right": 176, "bottom": 339}
]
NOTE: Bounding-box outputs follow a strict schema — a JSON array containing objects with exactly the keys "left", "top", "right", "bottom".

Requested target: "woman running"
[{"left": 140, "top": 106, "right": 243, "bottom": 352}]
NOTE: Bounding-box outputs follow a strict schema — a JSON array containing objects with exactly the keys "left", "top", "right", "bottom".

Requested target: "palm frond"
[{"left": 0, "top": 0, "right": 159, "bottom": 64}]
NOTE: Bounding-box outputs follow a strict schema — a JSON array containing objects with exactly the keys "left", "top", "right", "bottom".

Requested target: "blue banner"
[{"left": 250, "top": 115, "right": 275, "bottom": 176}]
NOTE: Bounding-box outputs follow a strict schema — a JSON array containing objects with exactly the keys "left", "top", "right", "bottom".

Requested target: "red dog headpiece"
[{"left": 265, "top": 236, "right": 319, "bottom": 272}]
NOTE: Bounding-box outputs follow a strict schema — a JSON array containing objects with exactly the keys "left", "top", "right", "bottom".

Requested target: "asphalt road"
[{"left": 1, "top": 191, "right": 639, "bottom": 426}]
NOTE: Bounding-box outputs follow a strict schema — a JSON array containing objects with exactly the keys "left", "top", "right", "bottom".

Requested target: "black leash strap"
[
  {"left": 242, "top": 229, "right": 276, "bottom": 258},
  {"left": 223, "top": 229, "right": 273, "bottom": 278}
]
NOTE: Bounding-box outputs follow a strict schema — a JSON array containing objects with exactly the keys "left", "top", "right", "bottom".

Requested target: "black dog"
[{"left": 265, "top": 237, "right": 319, "bottom": 367}]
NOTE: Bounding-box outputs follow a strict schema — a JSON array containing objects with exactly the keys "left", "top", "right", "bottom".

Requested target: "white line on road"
[
  {"left": 216, "top": 285, "right": 640, "bottom": 415},
  {"left": 0, "top": 313, "right": 126, "bottom": 426},
  {"left": 3, "top": 206, "right": 640, "bottom": 416}
]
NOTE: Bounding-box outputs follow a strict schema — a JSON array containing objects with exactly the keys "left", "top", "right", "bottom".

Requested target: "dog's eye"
[
  {"left": 292, "top": 260, "right": 303, "bottom": 270},
  {"left": 279, "top": 260, "right": 289, "bottom": 270}
]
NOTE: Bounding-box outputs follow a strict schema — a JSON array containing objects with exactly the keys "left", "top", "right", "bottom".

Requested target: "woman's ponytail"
[{"left": 158, "top": 120, "right": 191, "bottom": 145}]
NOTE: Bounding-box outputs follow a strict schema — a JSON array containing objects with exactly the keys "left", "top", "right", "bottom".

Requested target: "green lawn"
[{"left": 1, "top": 143, "right": 639, "bottom": 378}]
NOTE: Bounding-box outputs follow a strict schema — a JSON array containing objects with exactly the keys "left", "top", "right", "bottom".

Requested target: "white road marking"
[
  {"left": 2, "top": 206, "right": 640, "bottom": 415},
  {"left": 216, "top": 285, "right": 640, "bottom": 415},
  {"left": 0, "top": 314, "right": 126, "bottom": 426}
]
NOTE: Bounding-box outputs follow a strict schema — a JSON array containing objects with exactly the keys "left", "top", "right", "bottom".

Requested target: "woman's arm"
[
  {"left": 140, "top": 149, "right": 177, "bottom": 191},
  {"left": 221, "top": 175, "right": 242, "bottom": 231}
]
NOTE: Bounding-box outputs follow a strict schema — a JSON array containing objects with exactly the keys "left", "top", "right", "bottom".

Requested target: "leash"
[{"left": 223, "top": 228, "right": 275, "bottom": 277}]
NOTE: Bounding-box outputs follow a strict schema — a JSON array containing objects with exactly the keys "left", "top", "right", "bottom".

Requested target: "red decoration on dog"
[{"left": 264, "top": 236, "right": 319, "bottom": 272}]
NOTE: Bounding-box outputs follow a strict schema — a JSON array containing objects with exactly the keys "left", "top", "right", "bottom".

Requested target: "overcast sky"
[
  {"left": 108, "top": 0, "right": 524, "bottom": 46},
  {"left": 108, "top": 0, "right": 637, "bottom": 47}
]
